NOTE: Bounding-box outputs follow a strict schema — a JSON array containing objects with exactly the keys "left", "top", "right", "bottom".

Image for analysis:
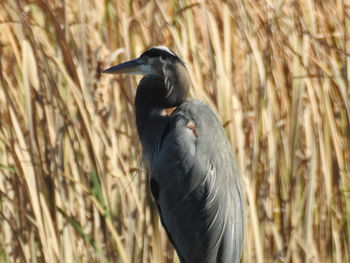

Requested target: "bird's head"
[{"left": 103, "top": 46, "right": 184, "bottom": 77}]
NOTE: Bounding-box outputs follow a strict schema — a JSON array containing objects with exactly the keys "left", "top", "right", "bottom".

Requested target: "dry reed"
[{"left": 0, "top": 0, "right": 349, "bottom": 262}]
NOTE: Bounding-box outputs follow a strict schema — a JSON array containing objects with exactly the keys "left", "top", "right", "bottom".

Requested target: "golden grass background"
[{"left": 0, "top": 0, "right": 349, "bottom": 262}]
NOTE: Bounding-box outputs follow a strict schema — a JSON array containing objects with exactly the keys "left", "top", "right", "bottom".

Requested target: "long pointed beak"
[{"left": 103, "top": 57, "right": 145, "bottom": 75}]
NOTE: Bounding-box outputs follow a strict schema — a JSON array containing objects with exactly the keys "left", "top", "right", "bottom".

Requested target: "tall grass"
[{"left": 0, "top": 0, "right": 349, "bottom": 262}]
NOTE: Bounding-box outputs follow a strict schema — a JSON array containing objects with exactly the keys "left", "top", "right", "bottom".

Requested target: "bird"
[{"left": 103, "top": 46, "right": 244, "bottom": 263}]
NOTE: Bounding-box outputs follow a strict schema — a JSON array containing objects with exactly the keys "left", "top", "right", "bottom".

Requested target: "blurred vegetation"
[{"left": 0, "top": 0, "right": 350, "bottom": 262}]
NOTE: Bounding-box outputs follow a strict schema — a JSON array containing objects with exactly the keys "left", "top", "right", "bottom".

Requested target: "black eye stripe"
[{"left": 141, "top": 48, "right": 179, "bottom": 60}]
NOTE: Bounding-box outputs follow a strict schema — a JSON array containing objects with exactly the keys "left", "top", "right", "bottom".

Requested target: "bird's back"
[{"left": 149, "top": 99, "right": 244, "bottom": 263}]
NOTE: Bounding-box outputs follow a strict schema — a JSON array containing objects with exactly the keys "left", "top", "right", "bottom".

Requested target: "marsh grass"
[{"left": 0, "top": 0, "right": 349, "bottom": 262}]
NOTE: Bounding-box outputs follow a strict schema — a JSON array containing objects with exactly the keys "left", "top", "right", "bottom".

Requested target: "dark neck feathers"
[{"left": 134, "top": 62, "right": 190, "bottom": 155}]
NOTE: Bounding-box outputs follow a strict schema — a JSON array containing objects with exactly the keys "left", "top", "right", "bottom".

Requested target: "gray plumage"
[{"left": 103, "top": 46, "right": 244, "bottom": 263}]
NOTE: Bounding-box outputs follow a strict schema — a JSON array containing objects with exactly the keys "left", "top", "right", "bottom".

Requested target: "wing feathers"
[{"left": 149, "top": 99, "right": 244, "bottom": 263}]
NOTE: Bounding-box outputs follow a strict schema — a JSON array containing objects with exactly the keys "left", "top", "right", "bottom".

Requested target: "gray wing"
[{"left": 149, "top": 99, "right": 244, "bottom": 263}]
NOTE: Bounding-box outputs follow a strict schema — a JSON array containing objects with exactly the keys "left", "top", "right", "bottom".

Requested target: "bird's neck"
[
  {"left": 135, "top": 103, "right": 169, "bottom": 162},
  {"left": 134, "top": 76, "right": 167, "bottom": 161},
  {"left": 134, "top": 63, "right": 190, "bottom": 159}
]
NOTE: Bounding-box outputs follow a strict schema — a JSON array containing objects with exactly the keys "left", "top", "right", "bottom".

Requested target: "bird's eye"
[{"left": 160, "top": 56, "right": 169, "bottom": 62}]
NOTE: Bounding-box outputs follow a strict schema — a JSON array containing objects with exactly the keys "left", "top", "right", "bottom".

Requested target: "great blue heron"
[{"left": 103, "top": 46, "right": 244, "bottom": 263}]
